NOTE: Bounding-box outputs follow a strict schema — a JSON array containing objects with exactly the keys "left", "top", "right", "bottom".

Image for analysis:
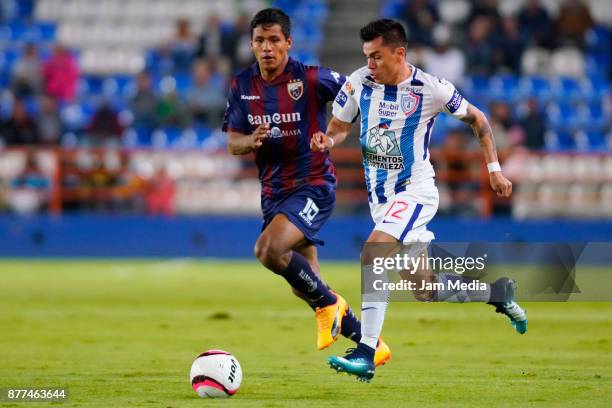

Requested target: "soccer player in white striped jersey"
[{"left": 311, "top": 19, "right": 527, "bottom": 382}]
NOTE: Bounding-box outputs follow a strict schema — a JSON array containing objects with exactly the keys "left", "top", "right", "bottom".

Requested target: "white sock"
[
  {"left": 360, "top": 300, "right": 388, "bottom": 349},
  {"left": 360, "top": 265, "right": 389, "bottom": 349}
]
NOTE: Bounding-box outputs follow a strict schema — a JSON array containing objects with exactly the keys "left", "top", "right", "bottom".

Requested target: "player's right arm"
[
  {"left": 311, "top": 73, "right": 360, "bottom": 152},
  {"left": 227, "top": 124, "right": 270, "bottom": 155},
  {"left": 223, "top": 78, "right": 270, "bottom": 155}
]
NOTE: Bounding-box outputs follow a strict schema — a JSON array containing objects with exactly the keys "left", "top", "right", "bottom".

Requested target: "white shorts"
[{"left": 369, "top": 177, "right": 439, "bottom": 243}]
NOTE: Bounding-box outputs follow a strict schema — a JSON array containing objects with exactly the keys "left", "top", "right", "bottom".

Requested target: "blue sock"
[
  {"left": 353, "top": 342, "right": 375, "bottom": 362},
  {"left": 280, "top": 252, "right": 337, "bottom": 308},
  {"left": 341, "top": 307, "right": 362, "bottom": 343}
]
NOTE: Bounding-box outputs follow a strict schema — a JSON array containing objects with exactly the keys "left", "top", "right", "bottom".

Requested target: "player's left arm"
[{"left": 460, "top": 104, "right": 512, "bottom": 197}]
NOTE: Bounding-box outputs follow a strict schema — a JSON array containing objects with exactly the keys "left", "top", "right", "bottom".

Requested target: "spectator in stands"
[
  {"left": 6, "top": 151, "right": 50, "bottom": 215},
  {"left": 422, "top": 24, "right": 465, "bottom": 88},
  {"left": 37, "top": 95, "right": 61, "bottom": 145},
  {"left": 519, "top": 98, "right": 546, "bottom": 150},
  {"left": 488, "top": 100, "right": 524, "bottom": 151},
  {"left": 556, "top": 0, "right": 594, "bottom": 47},
  {"left": 464, "top": 16, "right": 494, "bottom": 75},
  {"left": 156, "top": 82, "right": 189, "bottom": 128},
  {"left": 130, "top": 70, "right": 158, "bottom": 132},
  {"left": 492, "top": 17, "right": 524, "bottom": 74},
  {"left": 0, "top": 99, "right": 39, "bottom": 145},
  {"left": 165, "top": 18, "right": 198, "bottom": 73},
  {"left": 10, "top": 43, "right": 42, "bottom": 98},
  {"left": 186, "top": 59, "right": 227, "bottom": 127},
  {"left": 467, "top": 0, "right": 501, "bottom": 28},
  {"left": 195, "top": 14, "right": 237, "bottom": 76},
  {"left": 86, "top": 100, "right": 124, "bottom": 146},
  {"left": 406, "top": 43, "right": 427, "bottom": 72},
  {"left": 146, "top": 168, "right": 175, "bottom": 215},
  {"left": 42, "top": 43, "right": 79, "bottom": 103},
  {"left": 233, "top": 13, "right": 256, "bottom": 72},
  {"left": 517, "top": 0, "right": 553, "bottom": 48},
  {"left": 401, "top": 0, "right": 439, "bottom": 47},
  {"left": 0, "top": 0, "right": 16, "bottom": 23}
]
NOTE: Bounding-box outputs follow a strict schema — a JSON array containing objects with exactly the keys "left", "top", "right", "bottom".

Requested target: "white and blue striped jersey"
[{"left": 332, "top": 65, "right": 469, "bottom": 204}]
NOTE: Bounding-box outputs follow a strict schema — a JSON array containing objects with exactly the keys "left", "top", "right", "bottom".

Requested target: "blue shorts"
[{"left": 261, "top": 184, "right": 335, "bottom": 246}]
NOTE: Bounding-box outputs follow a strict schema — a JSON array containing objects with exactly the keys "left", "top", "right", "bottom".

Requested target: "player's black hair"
[
  {"left": 250, "top": 8, "right": 291, "bottom": 39},
  {"left": 360, "top": 19, "right": 407, "bottom": 49}
]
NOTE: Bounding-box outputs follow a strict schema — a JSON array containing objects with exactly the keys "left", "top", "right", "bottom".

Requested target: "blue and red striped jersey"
[{"left": 222, "top": 58, "right": 345, "bottom": 198}]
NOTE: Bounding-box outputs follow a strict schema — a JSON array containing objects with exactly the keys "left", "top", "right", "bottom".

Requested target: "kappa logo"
[
  {"left": 241, "top": 95, "right": 260, "bottom": 100},
  {"left": 287, "top": 79, "right": 304, "bottom": 100},
  {"left": 331, "top": 70, "right": 341, "bottom": 83}
]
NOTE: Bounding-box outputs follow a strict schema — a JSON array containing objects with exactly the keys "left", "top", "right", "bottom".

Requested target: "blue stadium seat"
[
  {"left": 15, "top": 0, "right": 35, "bottom": 19},
  {"left": 38, "top": 22, "right": 56, "bottom": 42},
  {"left": 132, "top": 126, "right": 152, "bottom": 146},
  {"left": 0, "top": 68, "right": 10, "bottom": 88},
  {"left": 380, "top": 0, "right": 405, "bottom": 18},
  {"left": 585, "top": 55, "right": 608, "bottom": 79},
  {"left": 0, "top": 25, "right": 11, "bottom": 41},
  {"left": 577, "top": 102, "right": 607, "bottom": 132},
  {"left": 586, "top": 131, "right": 606, "bottom": 149},
  {"left": 60, "top": 103, "right": 90, "bottom": 131},
  {"left": 489, "top": 74, "right": 520, "bottom": 103},
  {"left": 585, "top": 75, "right": 610, "bottom": 102},
  {"left": 586, "top": 26, "right": 610, "bottom": 52},
  {"left": 519, "top": 76, "right": 551, "bottom": 102},
  {"left": 546, "top": 101, "right": 580, "bottom": 132},
  {"left": 83, "top": 76, "right": 104, "bottom": 96},
  {"left": 173, "top": 73, "right": 191, "bottom": 96},
  {"left": 546, "top": 130, "right": 575, "bottom": 150},
  {"left": 292, "top": 25, "right": 323, "bottom": 51},
  {"left": 0, "top": 47, "right": 21, "bottom": 69},
  {"left": 101, "top": 76, "right": 135, "bottom": 99},
  {"left": 273, "top": 0, "right": 298, "bottom": 14},
  {"left": 290, "top": 50, "right": 319, "bottom": 66},
  {"left": 463, "top": 75, "right": 490, "bottom": 103},
  {"left": 551, "top": 77, "right": 582, "bottom": 103},
  {"left": 23, "top": 96, "right": 39, "bottom": 115}
]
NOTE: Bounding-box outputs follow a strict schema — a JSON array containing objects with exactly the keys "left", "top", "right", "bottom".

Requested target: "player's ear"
[
  {"left": 395, "top": 46, "right": 406, "bottom": 60},
  {"left": 287, "top": 36, "right": 292, "bottom": 49}
]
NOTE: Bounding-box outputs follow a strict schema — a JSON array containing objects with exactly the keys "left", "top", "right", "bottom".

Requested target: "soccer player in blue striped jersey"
[
  {"left": 223, "top": 8, "right": 390, "bottom": 364},
  {"left": 311, "top": 19, "right": 527, "bottom": 381}
]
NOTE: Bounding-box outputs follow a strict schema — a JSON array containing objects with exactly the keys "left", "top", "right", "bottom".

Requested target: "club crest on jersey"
[
  {"left": 287, "top": 79, "right": 304, "bottom": 100},
  {"left": 401, "top": 92, "right": 420, "bottom": 116}
]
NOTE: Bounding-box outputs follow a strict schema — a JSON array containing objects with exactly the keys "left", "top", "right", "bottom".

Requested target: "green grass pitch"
[{"left": 1, "top": 260, "right": 611, "bottom": 407}]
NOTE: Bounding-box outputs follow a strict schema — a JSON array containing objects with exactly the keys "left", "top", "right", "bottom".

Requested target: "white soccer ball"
[{"left": 190, "top": 350, "right": 242, "bottom": 398}]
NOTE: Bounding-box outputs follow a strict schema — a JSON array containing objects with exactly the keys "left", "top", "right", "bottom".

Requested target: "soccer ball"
[{"left": 190, "top": 350, "right": 242, "bottom": 398}]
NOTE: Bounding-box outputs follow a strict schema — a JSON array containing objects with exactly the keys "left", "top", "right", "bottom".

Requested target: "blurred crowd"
[
  {"left": 402, "top": 0, "right": 605, "bottom": 81},
  {"left": 0, "top": 12, "right": 254, "bottom": 147},
  {"left": 392, "top": 0, "right": 611, "bottom": 161}
]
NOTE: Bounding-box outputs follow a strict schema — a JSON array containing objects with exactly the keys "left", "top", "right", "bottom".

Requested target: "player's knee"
[{"left": 254, "top": 237, "right": 284, "bottom": 272}]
